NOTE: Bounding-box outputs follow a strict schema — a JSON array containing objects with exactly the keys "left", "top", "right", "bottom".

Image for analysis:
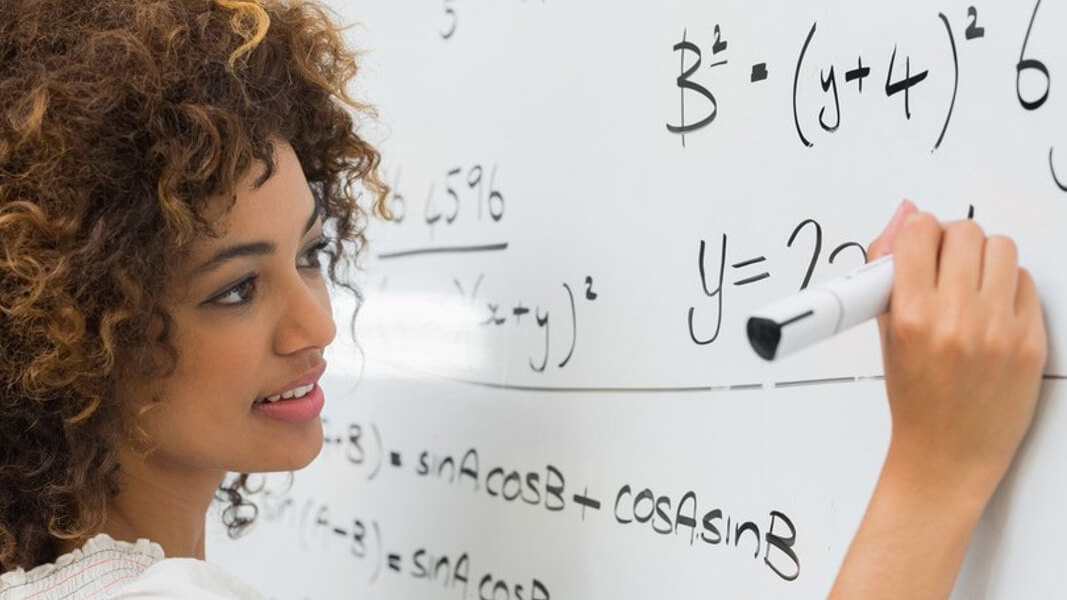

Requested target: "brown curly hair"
[{"left": 0, "top": 0, "right": 387, "bottom": 570}]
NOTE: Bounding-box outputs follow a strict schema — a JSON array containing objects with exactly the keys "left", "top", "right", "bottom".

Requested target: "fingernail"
[
  {"left": 883, "top": 199, "right": 914, "bottom": 238},
  {"left": 889, "top": 199, "right": 912, "bottom": 229}
]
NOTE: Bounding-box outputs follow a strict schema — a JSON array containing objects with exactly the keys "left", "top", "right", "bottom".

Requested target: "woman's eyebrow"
[{"left": 191, "top": 202, "right": 321, "bottom": 276}]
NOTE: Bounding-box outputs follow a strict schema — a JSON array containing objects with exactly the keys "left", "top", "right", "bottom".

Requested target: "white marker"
[{"left": 746, "top": 255, "right": 894, "bottom": 360}]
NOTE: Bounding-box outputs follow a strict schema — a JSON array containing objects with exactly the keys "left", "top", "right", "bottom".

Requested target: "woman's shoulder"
[
  {"left": 0, "top": 533, "right": 162, "bottom": 599},
  {"left": 109, "top": 556, "right": 267, "bottom": 600},
  {"left": 0, "top": 533, "right": 265, "bottom": 600}
]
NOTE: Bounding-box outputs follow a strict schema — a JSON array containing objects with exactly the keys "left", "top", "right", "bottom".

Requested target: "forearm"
[{"left": 829, "top": 446, "right": 993, "bottom": 600}]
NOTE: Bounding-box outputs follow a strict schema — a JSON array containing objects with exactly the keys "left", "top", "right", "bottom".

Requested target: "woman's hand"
[
  {"left": 873, "top": 200, "right": 1047, "bottom": 502},
  {"left": 829, "top": 200, "right": 1047, "bottom": 599}
]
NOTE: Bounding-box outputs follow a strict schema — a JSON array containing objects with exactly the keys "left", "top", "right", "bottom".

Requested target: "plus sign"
[{"left": 845, "top": 56, "right": 871, "bottom": 93}]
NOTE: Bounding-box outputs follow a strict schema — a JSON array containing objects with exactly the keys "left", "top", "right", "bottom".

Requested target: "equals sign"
[
  {"left": 387, "top": 554, "right": 402, "bottom": 572},
  {"left": 732, "top": 256, "right": 770, "bottom": 286},
  {"left": 751, "top": 62, "right": 769, "bottom": 83}
]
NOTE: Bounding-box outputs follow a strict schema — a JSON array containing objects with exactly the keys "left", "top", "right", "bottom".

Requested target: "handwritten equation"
[
  {"left": 261, "top": 494, "right": 551, "bottom": 599},
  {"left": 382, "top": 163, "right": 506, "bottom": 244},
  {"left": 317, "top": 419, "right": 801, "bottom": 583},
  {"left": 666, "top": 3, "right": 1067, "bottom": 192},
  {"left": 369, "top": 273, "right": 602, "bottom": 376},
  {"left": 460, "top": 274, "right": 600, "bottom": 373},
  {"left": 689, "top": 219, "right": 866, "bottom": 347}
]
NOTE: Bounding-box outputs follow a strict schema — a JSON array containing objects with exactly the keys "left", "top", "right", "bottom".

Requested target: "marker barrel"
[{"left": 747, "top": 256, "right": 894, "bottom": 360}]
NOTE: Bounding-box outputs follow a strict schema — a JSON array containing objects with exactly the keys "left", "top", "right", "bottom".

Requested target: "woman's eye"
[
  {"left": 209, "top": 237, "right": 331, "bottom": 308},
  {"left": 213, "top": 274, "right": 259, "bottom": 306},
  {"left": 299, "top": 237, "right": 331, "bottom": 270}
]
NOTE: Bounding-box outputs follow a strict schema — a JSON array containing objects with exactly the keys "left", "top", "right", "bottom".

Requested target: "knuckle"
[
  {"left": 926, "top": 303, "right": 981, "bottom": 357},
  {"left": 988, "top": 311, "right": 1047, "bottom": 369},
  {"left": 888, "top": 305, "right": 928, "bottom": 342},
  {"left": 1019, "top": 312, "right": 1049, "bottom": 366},
  {"left": 1018, "top": 336, "right": 1048, "bottom": 369},
  {"left": 943, "top": 220, "right": 985, "bottom": 251},
  {"left": 1018, "top": 267, "right": 1037, "bottom": 290},
  {"left": 1017, "top": 269, "right": 1043, "bottom": 311},
  {"left": 980, "top": 323, "right": 1014, "bottom": 358},
  {"left": 931, "top": 323, "right": 973, "bottom": 360},
  {"left": 1024, "top": 333, "right": 1049, "bottom": 367},
  {"left": 986, "top": 235, "right": 1018, "bottom": 262},
  {"left": 894, "top": 213, "right": 941, "bottom": 255},
  {"left": 902, "top": 212, "right": 940, "bottom": 237},
  {"left": 947, "top": 219, "right": 984, "bottom": 239}
]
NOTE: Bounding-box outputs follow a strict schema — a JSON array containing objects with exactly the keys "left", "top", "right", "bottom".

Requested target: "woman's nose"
[{"left": 274, "top": 273, "right": 337, "bottom": 355}]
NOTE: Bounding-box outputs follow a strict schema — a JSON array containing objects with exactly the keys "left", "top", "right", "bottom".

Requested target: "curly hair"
[{"left": 0, "top": 0, "right": 387, "bottom": 570}]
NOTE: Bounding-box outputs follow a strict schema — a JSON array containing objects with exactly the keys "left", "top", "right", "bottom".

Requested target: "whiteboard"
[{"left": 207, "top": 1, "right": 1067, "bottom": 598}]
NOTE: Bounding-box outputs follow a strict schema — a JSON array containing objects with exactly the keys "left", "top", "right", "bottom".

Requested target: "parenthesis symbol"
[
  {"left": 369, "top": 423, "right": 383, "bottom": 481},
  {"left": 558, "top": 283, "right": 577, "bottom": 368},
  {"left": 1050, "top": 147, "right": 1067, "bottom": 192},
  {"left": 934, "top": 12, "right": 959, "bottom": 152},
  {"left": 793, "top": 22, "right": 817, "bottom": 148},
  {"left": 369, "top": 520, "right": 383, "bottom": 584}
]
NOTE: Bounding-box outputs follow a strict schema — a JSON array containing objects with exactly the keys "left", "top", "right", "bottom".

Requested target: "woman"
[
  {"left": 0, "top": 0, "right": 385, "bottom": 597},
  {"left": 0, "top": 1, "right": 1048, "bottom": 599}
]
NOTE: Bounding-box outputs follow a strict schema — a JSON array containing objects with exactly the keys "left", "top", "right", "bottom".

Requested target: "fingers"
[
  {"left": 937, "top": 220, "right": 985, "bottom": 298},
  {"left": 980, "top": 235, "right": 1019, "bottom": 309},
  {"left": 892, "top": 212, "right": 941, "bottom": 295},
  {"left": 869, "top": 199, "right": 917, "bottom": 261},
  {"left": 878, "top": 203, "right": 1036, "bottom": 327},
  {"left": 1015, "top": 268, "right": 1043, "bottom": 322},
  {"left": 884, "top": 212, "right": 1041, "bottom": 369},
  {"left": 1015, "top": 268, "right": 1048, "bottom": 369}
]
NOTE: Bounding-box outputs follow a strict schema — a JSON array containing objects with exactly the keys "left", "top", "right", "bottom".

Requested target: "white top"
[{"left": 0, "top": 534, "right": 265, "bottom": 599}]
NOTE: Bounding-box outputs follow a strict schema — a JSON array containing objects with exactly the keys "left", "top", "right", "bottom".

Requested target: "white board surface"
[{"left": 208, "top": 1, "right": 1067, "bottom": 598}]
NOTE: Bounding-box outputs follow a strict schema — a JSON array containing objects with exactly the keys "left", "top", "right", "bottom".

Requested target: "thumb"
[
  {"left": 872, "top": 200, "right": 918, "bottom": 363},
  {"left": 868, "top": 199, "right": 917, "bottom": 262}
]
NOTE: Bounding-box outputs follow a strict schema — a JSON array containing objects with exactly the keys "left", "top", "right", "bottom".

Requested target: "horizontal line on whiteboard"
[
  {"left": 775, "top": 376, "right": 860, "bottom": 388},
  {"left": 377, "top": 243, "right": 509, "bottom": 260},
  {"left": 447, "top": 377, "right": 717, "bottom": 394},
  {"left": 728, "top": 384, "right": 764, "bottom": 391},
  {"left": 381, "top": 362, "right": 1067, "bottom": 394},
  {"left": 383, "top": 363, "right": 722, "bottom": 393},
  {"left": 386, "top": 364, "right": 883, "bottom": 394}
]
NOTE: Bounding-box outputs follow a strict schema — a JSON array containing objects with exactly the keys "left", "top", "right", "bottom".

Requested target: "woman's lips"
[{"left": 251, "top": 382, "right": 324, "bottom": 423}]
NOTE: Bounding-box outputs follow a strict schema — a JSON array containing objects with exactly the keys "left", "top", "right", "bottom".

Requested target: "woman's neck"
[{"left": 63, "top": 447, "right": 225, "bottom": 560}]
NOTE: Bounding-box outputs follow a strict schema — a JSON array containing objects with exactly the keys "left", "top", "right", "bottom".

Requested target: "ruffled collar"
[{"left": 0, "top": 532, "right": 164, "bottom": 588}]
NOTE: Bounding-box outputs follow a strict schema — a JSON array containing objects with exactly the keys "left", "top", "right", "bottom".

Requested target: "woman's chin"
[{"left": 243, "top": 420, "right": 325, "bottom": 472}]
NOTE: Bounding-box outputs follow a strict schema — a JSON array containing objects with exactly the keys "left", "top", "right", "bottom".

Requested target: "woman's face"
[{"left": 124, "top": 140, "right": 336, "bottom": 475}]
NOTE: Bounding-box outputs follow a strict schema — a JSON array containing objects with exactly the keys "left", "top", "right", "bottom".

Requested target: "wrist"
[
  {"left": 829, "top": 440, "right": 995, "bottom": 600},
  {"left": 880, "top": 439, "right": 998, "bottom": 525}
]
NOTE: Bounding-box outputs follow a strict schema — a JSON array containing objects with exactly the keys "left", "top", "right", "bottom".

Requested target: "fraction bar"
[{"left": 377, "top": 242, "right": 509, "bottom": 260}]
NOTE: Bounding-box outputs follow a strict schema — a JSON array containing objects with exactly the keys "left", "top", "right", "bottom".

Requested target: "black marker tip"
[{"left": 747, "top": 317, "right": 782, "bottom": 361}]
